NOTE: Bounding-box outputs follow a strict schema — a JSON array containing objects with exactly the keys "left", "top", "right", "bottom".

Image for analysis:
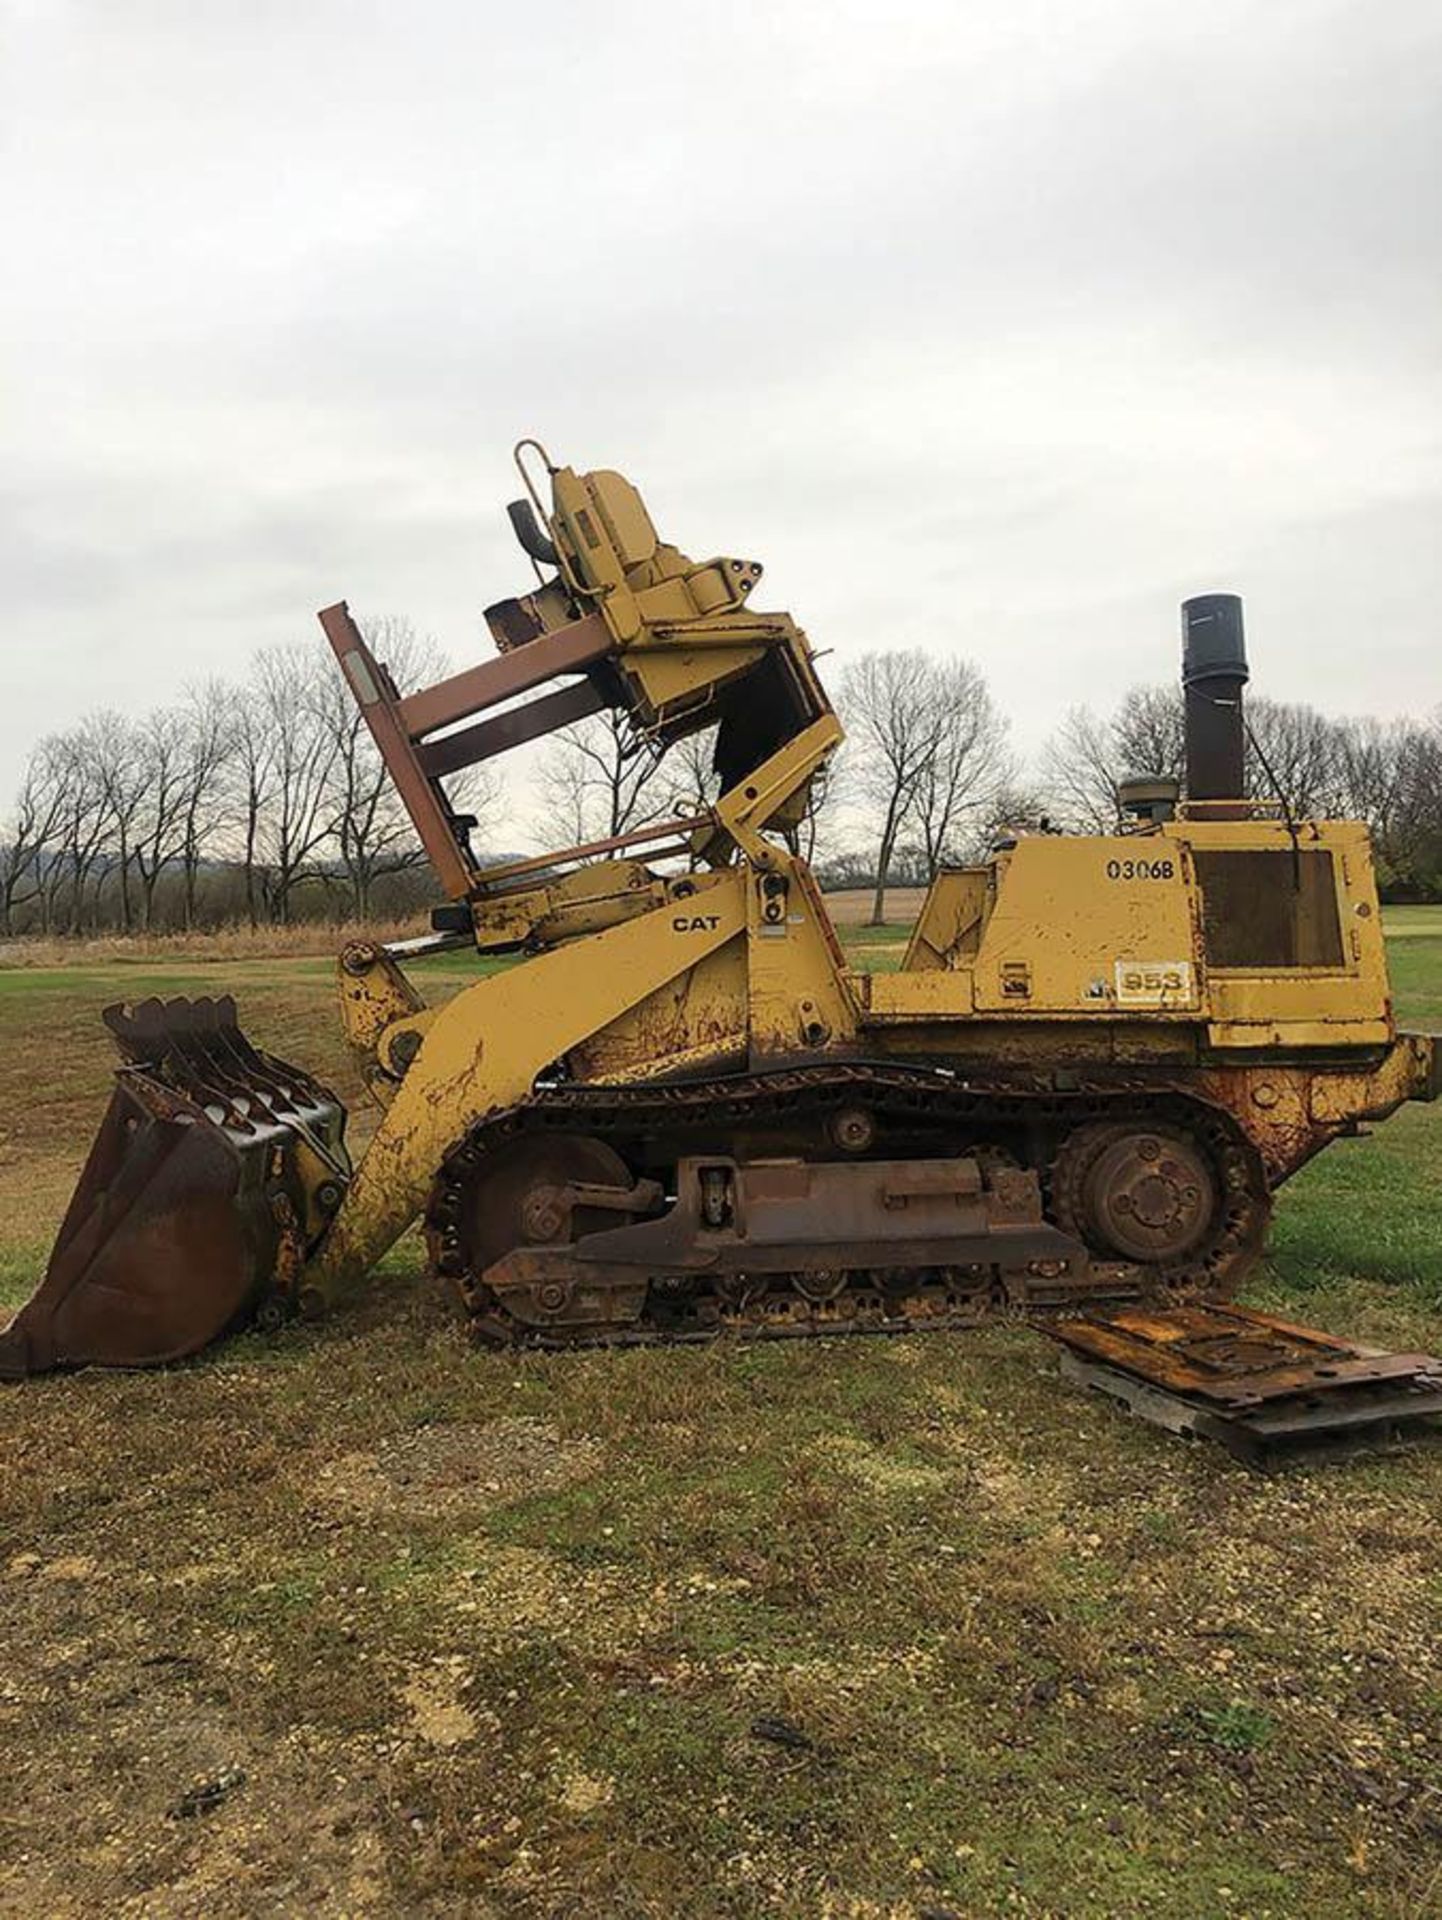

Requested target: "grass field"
[{"left": 1, "top": 915, "right": 1440, "bottom": 1917}]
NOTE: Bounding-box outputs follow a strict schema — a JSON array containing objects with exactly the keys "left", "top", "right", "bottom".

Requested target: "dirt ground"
[
  {"left": 1, "top": 921, "right": 1440, "bottom": 1917},
  {"left": 818, "top": 888, "right": 928, "bottom": 927}
]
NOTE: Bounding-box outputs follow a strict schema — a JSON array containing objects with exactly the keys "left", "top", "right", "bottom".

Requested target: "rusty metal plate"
[
  {"left": 1048, "top": 1303, "right": 1442, "bottom": 1468},
  {"left": 1050, "top": 1303, "right": 1437, "bottom": 1408}
]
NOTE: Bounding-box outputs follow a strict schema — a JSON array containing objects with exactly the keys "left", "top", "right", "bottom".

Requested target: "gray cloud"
[{"left": 3, "top": 0, "right": 1438, "bottom": 808}]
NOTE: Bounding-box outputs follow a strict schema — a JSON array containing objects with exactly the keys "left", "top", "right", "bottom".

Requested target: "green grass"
[
  {"left": 1386, "top": 932, "right": 1442, "bottom": 1026},
  {"left": 1264, "top": 1099, "right": 1440, "bottom": 1310},
  {"left": 1, "top": 911, "right": 1440, "bottom": 1915},
  {"left": 1377, "top": 904, "right": 1442, "bottom": 936},
  {"left": 0, "top": 946, "right": 504, "bottom": 996},
  {"left": 1254, "top": 914, "right": 1442, "bottom": 1337},
  {"left": 836, "top": 920, "right": 914, "bottom": 975}
]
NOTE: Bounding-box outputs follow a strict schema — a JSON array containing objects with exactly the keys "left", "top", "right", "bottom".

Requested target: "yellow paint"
[
  {"left": 304, "top": 877, "right": 749, "bottom": 1305},
  {"left": 298, "top": 450, "right": 1435, "bottom": 1309}
]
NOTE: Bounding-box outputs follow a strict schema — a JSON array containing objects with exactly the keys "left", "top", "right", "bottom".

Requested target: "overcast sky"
[{"left": 3, "top": 0, "right": 1439, "bottom": 830}]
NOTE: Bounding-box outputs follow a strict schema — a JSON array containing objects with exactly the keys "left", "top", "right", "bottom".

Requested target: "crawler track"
[{"left": 425, "top": 1062, "right": 1271, "bottom": 1350}]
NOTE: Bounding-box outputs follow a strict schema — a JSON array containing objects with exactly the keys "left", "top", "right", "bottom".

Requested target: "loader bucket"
[{"left": 0, "top": 997, "right": 349, "bottom": 1380}]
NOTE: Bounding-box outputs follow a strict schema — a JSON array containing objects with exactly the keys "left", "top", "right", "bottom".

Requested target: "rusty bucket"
[{"left": 0, "top": 998, "right": 349, "bottom": 1380}]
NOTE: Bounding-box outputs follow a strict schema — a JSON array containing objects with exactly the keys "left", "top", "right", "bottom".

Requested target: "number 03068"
[{"left": 1105, "top": 857, "right": 1175, "bottom": 881}]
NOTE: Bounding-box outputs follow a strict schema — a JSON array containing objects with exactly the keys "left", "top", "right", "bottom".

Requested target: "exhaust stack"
[{"left": 1181, "top": 593, "right": 1248, "bottom": 802}]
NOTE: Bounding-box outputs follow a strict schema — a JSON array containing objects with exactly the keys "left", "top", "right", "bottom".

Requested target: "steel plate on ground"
[{"left": 1046, "top": 1302, "right": 1442, "bottom": 1469}]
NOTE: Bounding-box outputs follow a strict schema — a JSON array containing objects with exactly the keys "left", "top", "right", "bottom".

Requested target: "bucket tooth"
[{"left": 0, "top": 999, "right": 349, "bottom": 1381}]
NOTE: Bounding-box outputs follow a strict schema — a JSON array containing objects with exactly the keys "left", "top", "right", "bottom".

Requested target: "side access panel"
[{"left": 970, "top": 836, "right": 1202, "bottom": 1017}]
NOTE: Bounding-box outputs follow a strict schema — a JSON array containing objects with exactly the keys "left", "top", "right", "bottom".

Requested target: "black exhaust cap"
[{"left": 1181, "top": 593, "right": 1248, "bottom": 802}]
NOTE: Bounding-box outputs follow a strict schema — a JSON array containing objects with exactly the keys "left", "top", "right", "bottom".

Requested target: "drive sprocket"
[{"left": 1049, "top": 1113, "right": 1266, "bottom": 1299}]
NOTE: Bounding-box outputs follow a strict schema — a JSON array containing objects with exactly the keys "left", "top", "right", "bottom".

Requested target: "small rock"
[
  {"left": 558, "top": 1771, "right": 614, "bottom": 1814},
  {"left": 168, "top": 1766, "right": 246, "bottom": 1819},
  {"left": 400, "top": 1664, "right": 477, "bottom": 1748}
]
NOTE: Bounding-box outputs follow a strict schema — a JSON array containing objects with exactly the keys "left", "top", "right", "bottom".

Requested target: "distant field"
[
  {"left": 1377, "top": 904, "right": 1442, "bottom": 936},
  {"left": 822, "top": 886, "right": 929, "bottom": 926},
  {"left": 1, "top": 910, "right": 1439, "bottom": 1916}
]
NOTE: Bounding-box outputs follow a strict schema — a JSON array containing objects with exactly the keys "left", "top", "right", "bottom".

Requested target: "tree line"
[
  {"left": 1, "top": 619, "right": 497, "bottom": 937},
  {"left": 3, "top": 625, "right": 1439, "bottom": 938},
  {"left": 1042, "top": 687, "right": 1442, "bottom": 902}
]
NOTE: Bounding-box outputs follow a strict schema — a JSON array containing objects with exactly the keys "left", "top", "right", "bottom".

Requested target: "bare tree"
[
  {"left": 1336, "top": 715, "right": 1404, "bottom": 827},
  {"left": 43, "top": 730, "right": 112, "bottom": 934},
  {"left": 1, "top": 746, "right": 68, "bottom": 935},
  {"left": 174, "top": 681, "right": 236, "bottom": 930},
  {"left": 84, "top": 712, "right": 150, "bottom": 934},
  {"left": 1244, "top": 697, "right": 1350, "bottom": 818},
  {"left": 130, "top": 708, "right": 200, "bottom": 930},
  {"left": 910, "top": 660, "right": 1009, "bottom": 869},
  {"left": 10, "top": 610, "right": 1438, "bottom": 937},
  {"left": 841, "top": 651, "right": 938, "bottom": 924},
  {"left": 655, "top": 725, "right": 721, "bottom": 820},
  {"left": 1045, "top": 682, "right": 1373, "bottom": 830},
  {"left": 1043, "top": 686, "right": 1185, "bottom": 831},
  {"left": 1042, "top": 705, "right": 1120, "bottom": 832},
  {"left": 232, "top": 682, "right": 276, "bottom": 929},
  {"left": 1115, "top": 686, "right": 1186, "bottom": 792},
  {"left": 240, "top": 645, "right": 342, "bottom": 923},
  {"left": 1383, "top": 713, "right": 1442, "bottom": 896},
  {"left": 841, "top": 649, "right": 1005, "bottom": 924},
  {"left": 537, "top": 709, "right": 669, "bottom": 847}
]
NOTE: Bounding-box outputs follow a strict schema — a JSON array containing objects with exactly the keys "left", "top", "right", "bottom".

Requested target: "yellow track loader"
[{"left": 4, "top": 442, "right": 1437, "bottom": 1452}]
